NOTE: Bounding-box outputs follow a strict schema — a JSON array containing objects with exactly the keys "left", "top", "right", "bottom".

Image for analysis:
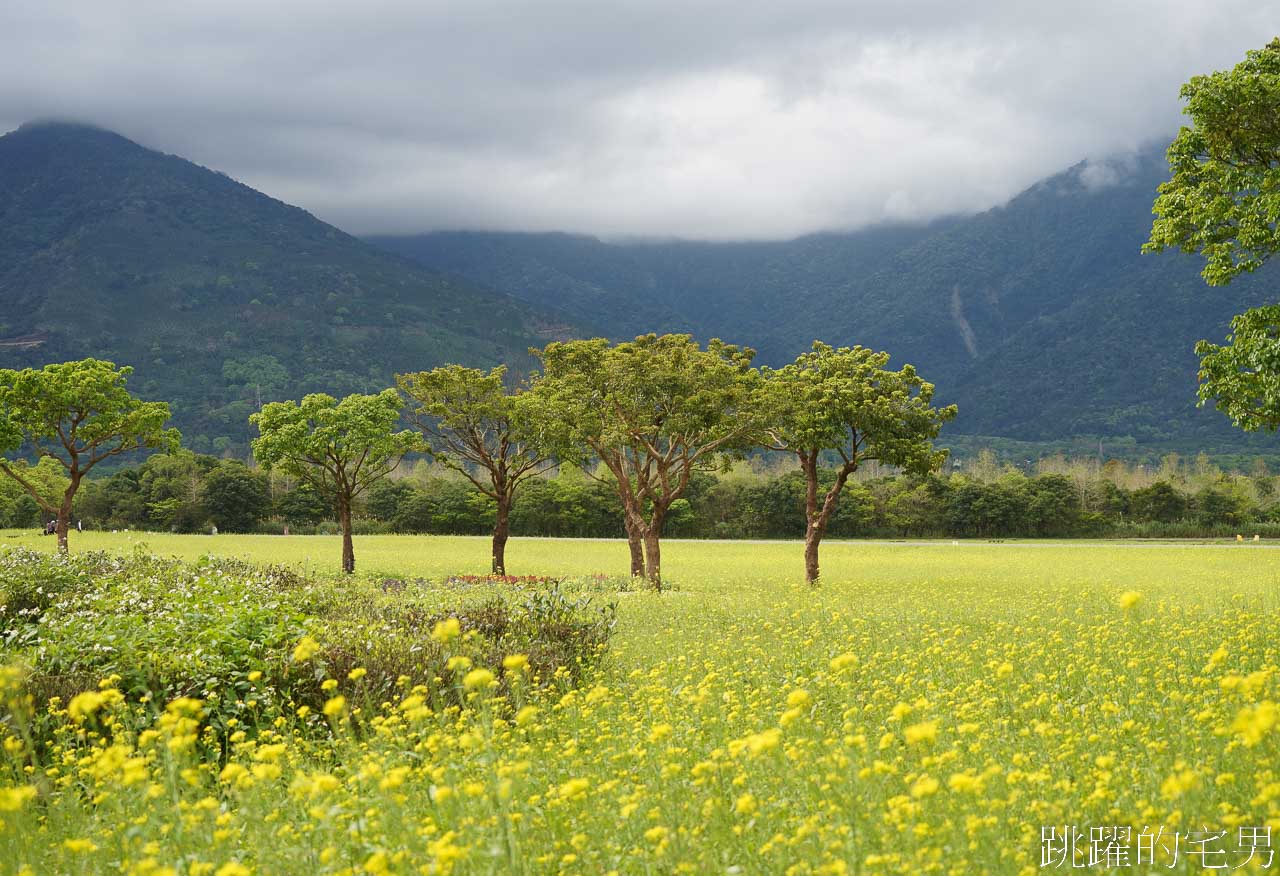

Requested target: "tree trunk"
[
  {"left": 642, "top": 530, "right": 662, "bottom": 590},
  {"left": 55, "top": 513, "right": 70, "bottom": 554},
  {"left": 339, "top": 498, "right": 355, "bottom": 575},
  {"left": 801, "top": 451, "right": 821, "bottom": 584},
  {"left": 492, "top": 498, "right": 511, "bottom": 575},
  {"left": 640, "top": 505, "right": 667, "bottom": 590},
  {"left": 55, "top": 476, "right": 79, "bottom": 555},
  {"left": 624, "top": 517, "right": 644, "bottom": 578},
  {"left": 804, "top": 520, "right": 822, "bottom": 585},
  {"left": 798, "top": 452, "right": 855, "bottom": 586}
]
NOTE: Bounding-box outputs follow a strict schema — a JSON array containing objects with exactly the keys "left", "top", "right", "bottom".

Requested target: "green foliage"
[
  {"left": 274, "top": 483, "right": 329, "bottom": 527},
  {"left": 62, "top": 448, "right": 1280, "bottom": 542},
  {"left": 251, "top": 390, "right": 424, "bottom": 572},
  {"left": 1195, "top": 305, "right": 1280, "bottom": 432},
  {"left": 397, "top": 365, "right": 549, "bottom": 494},
  {"left": 532, "top": 334, "right": 759, "bottom": 583},
  {"left": 250, "top": 391, "right": 422, "bottom": 505},
  {"left": 397, "top": 364, "right": 552, "bottom": 571},
  {"left": 202, "top": 462, "right": 271, "bottom": 532},
  {"left": 761, "top": 342, "right": 956, "bottom": 474},
  {"left": 0, "top": 360, "right": 178, "bottom": 484},
  {"left": 1129, "top": 481, "right": 1189, "bottom": 523},
  {"left": 0, "top": 459, "right": 66, "bottom": 528},
  {"left": 0, "top": 548, "right": 616, "bottom": 744},
  {"left": 1142, "top": 39, "right": 1280, "bottom": 440},
  {"left": 1144, "top": 38, "right": 1280, "bottom": 285},
  {"left": 533, "top": 335, "right": 759, "bottom": 469},
  {"left": 0, "top": 359, "right": 178, "bottom": 548}
]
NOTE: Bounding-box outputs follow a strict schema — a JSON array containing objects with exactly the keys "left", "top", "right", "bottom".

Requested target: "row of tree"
[
  {"left": 0, "top": 338, "right": 954, "bottom": 586},
  {"left": 23, "top": 450, "right": 1276, "bottom": 542}
]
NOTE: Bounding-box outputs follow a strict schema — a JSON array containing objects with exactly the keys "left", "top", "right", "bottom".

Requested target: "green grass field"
[{"left": 3, "top": 532, "right": 1279, "bottom": 874}]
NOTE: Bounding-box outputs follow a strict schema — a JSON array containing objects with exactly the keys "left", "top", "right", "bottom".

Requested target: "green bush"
[{"left": 0, "top": 548, "right": 616, "bottom": 746}]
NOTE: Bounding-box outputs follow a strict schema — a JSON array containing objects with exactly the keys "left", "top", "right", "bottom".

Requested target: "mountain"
[
  {"left": 369, "top": 147, "right": 1279, "bottom": 450},
  {"left": 3, "top": 121, "right": 1275, "bottom": 460},
  {"left": 0, "top": 122, "right": 574, "bottom": 455}
]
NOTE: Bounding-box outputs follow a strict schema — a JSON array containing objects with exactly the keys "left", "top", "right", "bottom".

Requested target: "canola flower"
[{"left": 1, "top": 538, "right": 1279, "bottom": 874}]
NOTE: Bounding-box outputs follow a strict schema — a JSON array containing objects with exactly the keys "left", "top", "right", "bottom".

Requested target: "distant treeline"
[{"left": 5, "top": 449, "right": 1277, "bottom": 540}]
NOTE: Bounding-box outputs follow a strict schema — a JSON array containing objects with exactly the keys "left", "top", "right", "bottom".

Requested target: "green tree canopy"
[
  {"left": 532, "top": 334, "right": 758, "bottom": 587},
  {"left": 0, "top": 359, "right": 178, "bottom": 551},
  {"left": 1194, "top": 305, "right": 1280, "bottom": 431},
  {"left": 202, "top": 461, "right": 272, "bottom": 533},
  {"left": 397, "top": 364, "right": 550, "bottom": 574},
  {"left": 250, "top": 390, "right": 422, "bottom": 573},
  {"left": 1144, "top": 38, "right": 1280, "bottom": 434},
  {"left": 760, "top": 342, "right": 955, "bottom": 583},
  {"left": 1144, "top": 38, "right": 1280, "bottom": 285}
]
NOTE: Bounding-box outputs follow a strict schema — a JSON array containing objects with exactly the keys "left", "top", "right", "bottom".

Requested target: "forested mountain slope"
[
  {"left": 0, "top": 122, "right": 573, "bottom": 454},
  {"left": 371, "top": 148, "right": 1278, "bottom": 448}
]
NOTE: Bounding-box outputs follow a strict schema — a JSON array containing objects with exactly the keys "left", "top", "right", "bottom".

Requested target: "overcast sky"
[{"left": 1, "top": 1, "right": 1277, "bottom": 239}]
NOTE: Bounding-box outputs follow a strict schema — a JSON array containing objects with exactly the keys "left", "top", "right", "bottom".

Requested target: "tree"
[
  {"left": 274, "top": 483, "right": 329, "bottom": 528},
  {"left": 203, "top": 461, "right": 272, "bottom": 532},
  {"left": 0, "top": 359, "right": 179, "bottom": 552},
  {"left": 1194, "top": 306, "right": 1280, "bottom": 431},
  {"left": 397, "top": 365, "right": 551, "bottom": 575},
  {"left": 532, "top": 335, "right": 758, "bottom": 588},
  {"left": 760, "top": 343, "right": 955, "bottom": 584},
  {"left": 138, "top": 452, "right": 215, "bottom": 532},
  {"left": 1144, "top": 38, "right": 1280, "bottom": 286},
  {"left": 1130, "top": 481, "right": 1188, "bottom": 523},
  {"left": 0, "top": 458, "right": 67, "bottom": 529},
  {"left": 1144, "top": 39, "right": 1280, "bottom": 429},
  {"left": 250, "top": 390, "right": 422, "bottom": 573}
]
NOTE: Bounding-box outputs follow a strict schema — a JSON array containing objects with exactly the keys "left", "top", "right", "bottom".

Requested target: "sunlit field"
[{"left": 3, "top": 531, "right": 1279, "bottom": 874}]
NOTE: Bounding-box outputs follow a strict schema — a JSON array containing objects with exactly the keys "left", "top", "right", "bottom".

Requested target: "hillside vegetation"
[
  {"left": 0, "top": 123, "right": 572, "bottom": 456},
  {"left": 371, "top": 148, "right": 1279, "bottom": 449}
]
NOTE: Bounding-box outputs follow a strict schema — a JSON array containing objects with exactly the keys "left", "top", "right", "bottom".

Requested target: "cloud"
[{"left": 1, "top": 0, "right": 1277, "bottom": 239}]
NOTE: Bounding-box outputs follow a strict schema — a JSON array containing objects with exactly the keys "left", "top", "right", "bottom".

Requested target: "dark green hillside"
[
  {"left": 370, "top": 148, "right": 1278, "bottom": 450},
  {"left": 0, "top": 123, "right": 572, "bottom": 455}
]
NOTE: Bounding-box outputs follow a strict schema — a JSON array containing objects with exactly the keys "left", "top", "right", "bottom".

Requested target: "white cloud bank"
[{"left": 1, "top": 0, "right": 1277, "bottom": 238}]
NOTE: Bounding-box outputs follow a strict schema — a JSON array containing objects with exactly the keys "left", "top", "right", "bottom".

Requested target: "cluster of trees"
[
  {"left": 27, "top": 450, "right": 1276, "bottom": 547},
  {"left": 0, "top": 338, "right": 954, "bottom": 587},
  {"left": 246, "top": 336, "right": 954, "bottom": 585}
]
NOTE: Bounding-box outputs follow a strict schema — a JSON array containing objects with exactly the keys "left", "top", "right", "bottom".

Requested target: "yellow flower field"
[{"left": 2, "top": 533, "right": 1279, "bottom": 874}]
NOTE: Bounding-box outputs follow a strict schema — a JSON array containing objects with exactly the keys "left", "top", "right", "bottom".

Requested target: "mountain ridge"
[
  {"left": 369, "top": 147, "right": 1279, "bottom": 448},
  {"left": 0, "top": 121, "right": 577, "bottom": 456},
  {"left": 2, "top": 120, "right": 1277, "bottom": 457}
]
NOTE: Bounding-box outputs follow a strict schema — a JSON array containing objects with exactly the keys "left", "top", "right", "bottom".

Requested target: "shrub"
[{"left": 0, "top": 548, "right": 615, "bottom": 747}]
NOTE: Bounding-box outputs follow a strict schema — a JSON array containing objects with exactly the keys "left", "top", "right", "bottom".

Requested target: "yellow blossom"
[
  {"left": 431, "top": 617, "right": 461, "bottom": 643},
  {"left": 292, "top": 636, "right": 320, "bottom": 662},
  {"left": 462, "top": 668, "right": 495, "bottom": 692}
]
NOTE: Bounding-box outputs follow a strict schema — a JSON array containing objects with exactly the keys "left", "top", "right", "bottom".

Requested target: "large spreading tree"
[
  {"left": 760, "top": 342, "right": 955, "bottom": 584},
  {"left": 532, "top": 334, "right": 758, "bottom": 588},
  {"left": 397, "top": 365, "right": 551, "bottom": 575},
  {"left": 0, "top": 359, "right": 178, "bottom": 552},
  {"left": 250, "top": 390, "right": 422, "bottom": 574},
  {"left": 1144, "top": 37, "right": 1280, "bottom": 430}
]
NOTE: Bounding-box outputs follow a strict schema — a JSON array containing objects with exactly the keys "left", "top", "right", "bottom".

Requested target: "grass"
[{"left": 2, "top": 531, "right": 1279, "bottom": 874}]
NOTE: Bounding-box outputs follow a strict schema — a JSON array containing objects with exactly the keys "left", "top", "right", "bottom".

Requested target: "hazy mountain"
[
  {"left": 0, "top": 122, "right": 573, "bottom": 455},
  {"left": 1, "top": 120, "right": 1275, "bottom": 458},
  {"left": 370, "top": 147, "right": 1278, "bottom": 449}
]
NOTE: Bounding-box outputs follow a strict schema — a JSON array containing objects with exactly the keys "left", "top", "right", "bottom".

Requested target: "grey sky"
[{"left": 1, "top": 1, "right": 1277, "bottom": 239}]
